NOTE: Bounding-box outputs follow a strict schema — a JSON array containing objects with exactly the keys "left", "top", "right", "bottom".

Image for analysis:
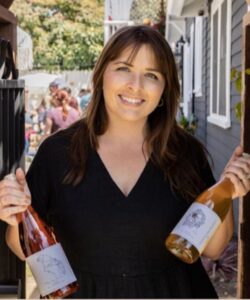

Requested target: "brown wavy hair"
[
  {"left": 55, "top": 90, "right": 70, "bottom": 120},
  {"left": 63, "top": 25, "right": 210, "bottom": 201}
]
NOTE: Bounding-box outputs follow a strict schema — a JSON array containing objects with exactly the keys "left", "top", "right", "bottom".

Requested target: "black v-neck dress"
[{"left": 26, "top": 131, "right": 218, "bottom": 299}]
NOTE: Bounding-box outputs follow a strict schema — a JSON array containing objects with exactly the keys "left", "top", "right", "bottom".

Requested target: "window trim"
[
  {"left": 207, "top": 0, "right": 231, "bottom": 129},
  {"left": 183, "top": 42, "right": 192, "bottom": 116},
  {"left": 194, "top": 16, "right": 203, "bottom": 97}
]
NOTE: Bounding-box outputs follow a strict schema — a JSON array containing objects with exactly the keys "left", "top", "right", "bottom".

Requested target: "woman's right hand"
[{"left": 0, "top": 168, "right": 30, "bottom": 226}]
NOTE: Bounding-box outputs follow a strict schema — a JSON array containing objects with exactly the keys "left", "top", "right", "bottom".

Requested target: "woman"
[
  {"left": 44, "top": 89, "right": 80, "bottom": 135},
  {"left": 1, "top": 25, "right": 250, "bottom": 298},
  {"left": 62, "top": 86, "right": 82, "bottom": 114}
]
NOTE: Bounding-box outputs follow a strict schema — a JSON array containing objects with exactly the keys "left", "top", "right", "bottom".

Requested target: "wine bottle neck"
[{"left": 217, "top": 177, "right": 235, "bottom": 197}]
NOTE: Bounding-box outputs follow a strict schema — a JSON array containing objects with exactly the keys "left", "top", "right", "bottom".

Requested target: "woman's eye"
[
  {"left": 145, "top": 73, "right": 158, "bottom": 80},
  {"left": 116, "top": 66, "right": 130, "bottom": 72}
]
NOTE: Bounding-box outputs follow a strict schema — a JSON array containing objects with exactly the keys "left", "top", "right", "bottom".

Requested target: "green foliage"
[
  {"left": 179, "top": 113, "right": 198, "bottom": 135},
  {"left": 230, "top": 68, "right": 241, "bottom": 93},
  {"left": 235, "top": 101, "right": 241, "bottom": 121},
  {"left": 130, "top": 0, "right": 166, "bottom": 36},
  {"left": 130, "top": 0, "right": 166, "bottom": 24},
  {"left": 11, "top": 0, "right": 104, "bottom": 71},
  {"left": 230, "top": 68, "right": 250, "bottom": 121},
  {"left": 230, "top": 68, "right": 238, "bottom": 81}
]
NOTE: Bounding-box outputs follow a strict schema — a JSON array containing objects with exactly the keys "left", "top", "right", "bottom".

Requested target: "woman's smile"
[{"left": 118, "top": 95, "right": 145, "bottom": 106}]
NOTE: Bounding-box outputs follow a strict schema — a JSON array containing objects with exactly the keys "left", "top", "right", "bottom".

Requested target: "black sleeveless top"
[{"left": 26, "top": 131, "right": 218, "bottom": 299}]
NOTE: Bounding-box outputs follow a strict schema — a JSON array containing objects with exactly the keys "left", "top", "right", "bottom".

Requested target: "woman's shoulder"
[
  {"left": 175, "top": 126, "right": 205, "bottom": 152},
  {"left": 37, "top": 126, "right": 75, "bottom": 159},
  {"left": 46, "top": 107, "right": 58, "bottom": 118},
  {"left": 34, "top": 119, "right": 88, "bottom": 170},
  {"left": 69, "top": 107, "right": 80, "bottom": 116},
  {"left": 41, "top": 119, "right": 85, "bottom": 148},
  {"left": 42, "top": 130, "right": 70, "bottom": 147},
  {"left": 175, "top": 126, "right": 210, "bottom": 168}
]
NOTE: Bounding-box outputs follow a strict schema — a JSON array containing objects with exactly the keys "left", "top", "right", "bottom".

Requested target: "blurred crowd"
[{"left": 25, "top": 80, "right": 91, "bottom": 156}]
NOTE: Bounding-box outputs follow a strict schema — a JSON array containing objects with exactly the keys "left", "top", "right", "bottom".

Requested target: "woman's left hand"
[{"left": 221, "top": 146, "right": 250, "bottom": 199}]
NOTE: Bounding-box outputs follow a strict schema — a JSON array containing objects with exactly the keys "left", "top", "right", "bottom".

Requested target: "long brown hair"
[
  {"left": 56, "top": 90, "right": 70, "bottom": 121},
  {"left": 63, "top": 25, "right": 210, "bottom": 201}
]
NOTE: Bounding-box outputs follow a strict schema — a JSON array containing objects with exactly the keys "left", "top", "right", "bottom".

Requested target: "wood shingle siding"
[
  {"left": 184, "top": 0, "right": 247, "bottom": 235},
  {"left": 202, "top": 0, "right": 246, "bottom": 180}
]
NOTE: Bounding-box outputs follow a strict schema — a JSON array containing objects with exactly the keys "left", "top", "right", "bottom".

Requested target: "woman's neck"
[
  {"left": 100, "top": 119, "right": 147, "bottom": 147},
  {"left": 58, "top": 104, "right": 71, "bottom": 109}
]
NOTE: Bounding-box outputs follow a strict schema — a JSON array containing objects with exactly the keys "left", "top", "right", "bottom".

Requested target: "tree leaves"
[
  {"left": 230, "top": 68, "right": 238, "bottom": 81},
  {"left": 11, "top": 0, "right": 104, "bottom": 70},
  {"left": 235, "top": 101, "right": 241, "bottom": 121},
  {"left": 245, "top": 68, "right": 250, "bottom": 75}
]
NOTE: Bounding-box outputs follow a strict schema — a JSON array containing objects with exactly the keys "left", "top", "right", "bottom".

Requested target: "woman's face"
[{"left": 102, "top": 44, "right": 165, "bottom": 125}]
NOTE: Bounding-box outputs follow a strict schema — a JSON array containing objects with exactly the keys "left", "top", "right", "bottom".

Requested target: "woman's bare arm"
[
  {"left": 6, "top": 225, "right": 25, "bottom": 260},
  {"left": 203, "top": 204, "right": 234, "bottom": 260}
]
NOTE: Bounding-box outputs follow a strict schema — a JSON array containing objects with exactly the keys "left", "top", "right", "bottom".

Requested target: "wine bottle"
[
  {"left": 165, "top": 177, "right": 234, "bottom": 264},
  {"left": 5, "top": 174, "right": 79, "bottom": 298}
]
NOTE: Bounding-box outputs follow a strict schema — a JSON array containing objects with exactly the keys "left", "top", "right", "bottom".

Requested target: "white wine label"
[
  {"left": 26, "top": 243, "right": 76, "bottom": 297},
  {"left": 172, "top": 202, "right": 221, "bottom": 254}
]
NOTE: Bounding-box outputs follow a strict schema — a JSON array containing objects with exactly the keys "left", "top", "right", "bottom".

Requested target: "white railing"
[{"left": 104, "top": 20, "right": 134, "bottom": 44}]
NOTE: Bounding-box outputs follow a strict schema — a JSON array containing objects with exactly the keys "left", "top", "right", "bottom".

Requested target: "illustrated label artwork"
[
  {"left": 26, "top": 243, "right": 76, "bottom": 296},
  {"left": 172, "top": 202, "right": 221, "bottom": 253}
]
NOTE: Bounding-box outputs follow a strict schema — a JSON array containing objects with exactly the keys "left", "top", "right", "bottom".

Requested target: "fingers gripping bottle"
[
  {"left": 6, "top": 174, "right": 79, "bottom": 298},
  {"left": 165, "top": 177, "right": 234, "bottom": 264}
]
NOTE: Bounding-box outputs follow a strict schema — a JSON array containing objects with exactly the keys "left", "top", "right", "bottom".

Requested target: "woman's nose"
[{"left": 127, "top": 74, "right": 144, "bottom": 91}]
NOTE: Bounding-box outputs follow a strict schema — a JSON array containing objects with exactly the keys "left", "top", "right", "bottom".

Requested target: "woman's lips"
[{"left": 119, "top": 95, "right": 145, "bottom": 106}]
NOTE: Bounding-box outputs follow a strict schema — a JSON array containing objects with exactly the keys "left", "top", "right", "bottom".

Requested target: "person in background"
[
  {"left": 24, "top": 112, "right": 34, "bottom": 154},
  {"left": 37, "top": 98, "right": 47, "bottom": 134},
  {"left": 1, "top": 25, "right": 250, "bottom": 299},
  {"left": 76, "top": 88, "right": 86, "bottom": 102},
  {"left": 24, "top": 89, "right": 37, "bottom": 154},
  {"left": 78, "top": 88, "right": 91, "bottom": 111},
  {"left": 43, "top": 89, "right": 80, "bottom": 136},
  {"left": 49, "top": 80, "right": 59, "bottom": 95},
  {"left": 62, "top": 86, "right": 81, "bottom": 114},
  {"left": 48, "top": 81, "right": 60, "bottom": 107}
]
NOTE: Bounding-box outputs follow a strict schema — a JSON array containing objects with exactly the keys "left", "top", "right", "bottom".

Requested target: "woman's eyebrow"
[
  {"left": 145, "top": 68, "right": 162, "bottom": 73},
  {"left": 114, "top": 61, "right": 161, "bottom": 73},
  {"left": 113, "top": 61, "right": 132, "bottom": 66}
]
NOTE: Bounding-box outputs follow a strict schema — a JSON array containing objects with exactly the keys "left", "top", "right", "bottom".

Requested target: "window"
[{"left": 207, "top": 0, "right": 231, "bottom": 128}]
